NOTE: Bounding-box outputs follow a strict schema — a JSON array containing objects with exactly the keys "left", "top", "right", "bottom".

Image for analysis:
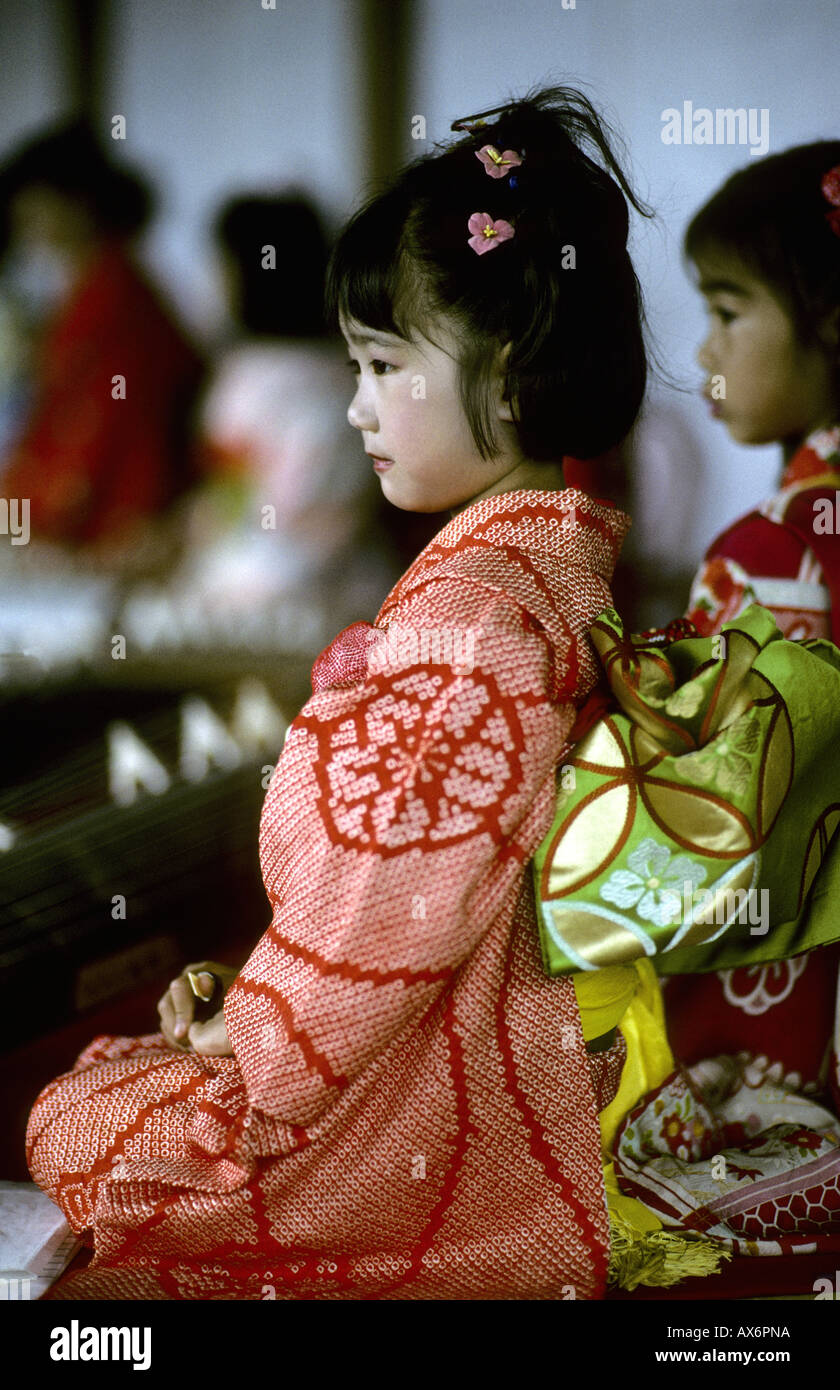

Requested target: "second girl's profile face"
[
  {"left": 340, "top": 312, "right": 530, "bottom": 513},
  {"left": 694, "top": 248, "right": 836, "bottom": 449}
]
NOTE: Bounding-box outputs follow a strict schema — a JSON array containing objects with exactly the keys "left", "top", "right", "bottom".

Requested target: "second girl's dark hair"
[
  {"left": 326, "top": 86, "right": 650, "bottom": 461},
  {"left": 215, "top": 195, "right": 329, "bottom": 337},
  {"left": 685, "top": 141, "right": 840, "bottom": 373}
]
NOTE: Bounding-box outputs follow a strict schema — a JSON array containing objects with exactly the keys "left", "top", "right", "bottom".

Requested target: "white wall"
[
  {"left": 103, "top": 0, "right": 362, "bottom": 334},
  {"left": 410, "top": 0, "right": 840, "bottom": 565},
  {"left": 0, "top": 0, "right": 68, "bottom": 146}
]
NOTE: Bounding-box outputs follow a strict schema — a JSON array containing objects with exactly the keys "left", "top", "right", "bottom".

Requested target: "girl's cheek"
[{"left": 403, "top": 384, "right": 429, "bottom": 419}]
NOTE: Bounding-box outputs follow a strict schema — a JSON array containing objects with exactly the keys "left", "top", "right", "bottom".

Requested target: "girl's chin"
[
  {"left": 715, "top": 415, "right": 754, "bottom": 443},
  {"left": 378, "top": 478, "right": 426, "bottom": 513},
  {"left": 726, "top": 422, "right": 782, "bottom": 447},
  {"left": 378, "top": 473, "right": 448, "bottom": 513}
]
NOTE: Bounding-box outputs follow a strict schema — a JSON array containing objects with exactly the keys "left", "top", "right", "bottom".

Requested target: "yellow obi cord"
[
  {"left": 574, "top": 961, "right": 732, "bottom": 1287},
  {"left": 574, "top": 961, "right": 672, "bottom": 1234},
  {"left": 572, "top": 963, "right": 639, "bottom": 1044}
]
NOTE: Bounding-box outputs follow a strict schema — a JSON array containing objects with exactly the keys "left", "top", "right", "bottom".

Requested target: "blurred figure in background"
[
  {"left": 177, "top": 194, "right": 399, "bottom": 623},
  {"left": 0, "top": 119, "right": 204, "bottom": 572}
]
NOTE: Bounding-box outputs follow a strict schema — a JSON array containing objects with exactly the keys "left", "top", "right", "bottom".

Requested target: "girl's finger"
[
  {"left": 169, "top": 977, "right": 194, "bottom": 1039},
  {"left": 157, "top": 977, "right": 185, "bottom": 1021},
  {"left": 158, "top": 994, "right": 189, "bottom": 1050},
  {"left": 157, "top": 995, "right": 176, "bottom": 1047}
]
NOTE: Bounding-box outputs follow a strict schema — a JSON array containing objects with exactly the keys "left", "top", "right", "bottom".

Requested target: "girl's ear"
[{"left": 494, "top": 341, "right": 516, "bottom": 422}]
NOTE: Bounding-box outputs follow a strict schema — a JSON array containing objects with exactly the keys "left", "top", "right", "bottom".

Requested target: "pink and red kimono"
[
  {"left": 27, "top": 488, "right": 629, "bottom": 1300},
  {"left": 669, "top": 425, "right": 840, "bottom": 1096}
]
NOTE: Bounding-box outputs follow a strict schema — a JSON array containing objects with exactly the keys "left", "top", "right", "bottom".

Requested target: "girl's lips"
[{"left": 370, "top": 457, "right": 394, "bottom": 472}]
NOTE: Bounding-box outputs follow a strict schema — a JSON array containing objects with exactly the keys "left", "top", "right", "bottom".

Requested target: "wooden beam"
[
  {"left": 57, "top": 0, "right": 111, "bottom": 128},
  {"left": 358, "top": 0, "right": 415, "bottom": 189}
]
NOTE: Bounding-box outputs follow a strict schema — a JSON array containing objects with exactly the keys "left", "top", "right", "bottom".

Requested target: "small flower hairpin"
[
  {"left": 467, "top": 212, "right": 515, "bottom": 256},
  {"left": 822, "top": 164, "right": 840, "bottom": 238},
  {"left": 475, "top": 144, "right": 523, "bottom": 179}
]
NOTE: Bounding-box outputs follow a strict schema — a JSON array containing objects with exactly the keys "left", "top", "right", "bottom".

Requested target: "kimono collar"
[
  {"left": 320, "top": 488, "right": 630, "bottom": 694},
  {"left": 415, "top": 486, "right": 630, "bottom": 584},
  {"left": 781, "top": 424, "right": 840, "bottom": 488}
]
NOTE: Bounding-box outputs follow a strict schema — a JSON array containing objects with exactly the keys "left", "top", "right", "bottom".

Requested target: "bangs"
[
  {"left": 684, "top": 198, "right": 765, "bottom": 280},
  {"left": 684, "top": 194, "right": 799, "bottom": 323},
  {"left": 326, "top": 188, "right": 413, "bottom": 340}
]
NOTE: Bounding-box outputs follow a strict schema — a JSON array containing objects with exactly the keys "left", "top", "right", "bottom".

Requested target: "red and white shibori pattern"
[
  {"left": 26, "top": 487, "right": 629, "bottom": 1300},
  {"left": 687, "top": 425, "right": 840, "bottom": 643}
]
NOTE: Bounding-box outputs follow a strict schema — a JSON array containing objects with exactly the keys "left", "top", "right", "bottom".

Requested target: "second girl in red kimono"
[{"left": 670, "top": 141, "right": 840, "bottom": 1112}]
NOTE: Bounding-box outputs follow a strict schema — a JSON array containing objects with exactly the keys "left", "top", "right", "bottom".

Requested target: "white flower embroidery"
[
  {"left": 720, "top": 956, "right": 809, "bottom": 1016},
  {"left": 599, "top": 837, "right": 707, "bottom": 927}
]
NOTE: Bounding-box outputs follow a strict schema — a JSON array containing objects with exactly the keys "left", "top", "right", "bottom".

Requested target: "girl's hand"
[
  {"left": 188, "top": 1009, "right": 233, "bottom": 1057},
  {"left": 157, "top": 961, "right": 240, "bottom": 1051}
]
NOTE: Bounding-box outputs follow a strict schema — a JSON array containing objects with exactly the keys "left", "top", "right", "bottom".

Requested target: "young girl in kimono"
[
  {"left": 667, "top": 142, "right": 840, "bottom": 1131},
  {"left": 686, "top": 141, "right": 840, "bottom": 643},
  {"left": 26, "top": 87, "right": 669, "bottom": 1301}
]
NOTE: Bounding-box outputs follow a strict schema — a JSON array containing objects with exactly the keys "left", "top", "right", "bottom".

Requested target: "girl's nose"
[
  {"left": 696, "top": 334, "right": 715, "bottom": 373},
  {"left": 347, "top": 383, "right": 376, "bottom": 433}
]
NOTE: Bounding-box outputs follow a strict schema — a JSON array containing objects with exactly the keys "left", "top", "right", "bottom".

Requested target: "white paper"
[{"left": 0, "top": 1182, "right": 81, "bottom": 1300}]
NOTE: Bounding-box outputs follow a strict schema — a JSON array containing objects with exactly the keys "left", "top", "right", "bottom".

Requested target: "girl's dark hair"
[
  {"left": 0, "top": 118, "right": 152, "bottom": 237},
  {"left": 685, "top": 141, "right": 840, "bottom": 380},
  {"left": 215, "top": 195, "right": 329, "bottom": 337},
  {"left": 326, "top": 86, "right": 650, "bottom": 461}
]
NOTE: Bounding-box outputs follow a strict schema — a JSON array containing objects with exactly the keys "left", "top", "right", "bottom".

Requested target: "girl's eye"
[
  {"left": 707, "top": 305, "right": 736, "bottom": 326},
  {"left": 345, "top": 358, "right": 396, "bottom": 376}
]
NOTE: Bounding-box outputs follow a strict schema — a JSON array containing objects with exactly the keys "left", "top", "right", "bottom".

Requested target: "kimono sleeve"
[
  {"left": 215, "top": 578, "right": 579, "bottom": 1155},
  {"left": 687, "top": 511, "right": 832, "bottom": 640},
  {"left": 686, "top": 553, "right": 761, "bottom": 636}
]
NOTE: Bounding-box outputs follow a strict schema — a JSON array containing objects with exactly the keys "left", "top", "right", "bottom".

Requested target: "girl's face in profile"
[
  {"left": 341, "top": 312, "right": 529, "bottom": 513},
  {"left": 694, "top": 248, "right": 836, "bottom": 450}
]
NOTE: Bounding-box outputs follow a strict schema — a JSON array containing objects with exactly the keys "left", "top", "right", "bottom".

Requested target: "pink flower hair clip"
[
  {"left": 475, "top": 144, "right": 523, "bottom": 179},
  {"left": 822, "top": 164, "right": 840, "bottom": 238},
  {"left": 467, "top": 212, "right": 515, "bottom": 256}
]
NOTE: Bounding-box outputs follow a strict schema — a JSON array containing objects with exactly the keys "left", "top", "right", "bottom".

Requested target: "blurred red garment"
[{"left": 3, "top": 239, "right": 203, "bottom": 545}]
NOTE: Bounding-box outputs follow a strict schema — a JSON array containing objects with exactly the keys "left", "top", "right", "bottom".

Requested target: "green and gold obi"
[{"left": 534, "top": 604, "right": 840, "bottom": 979}]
